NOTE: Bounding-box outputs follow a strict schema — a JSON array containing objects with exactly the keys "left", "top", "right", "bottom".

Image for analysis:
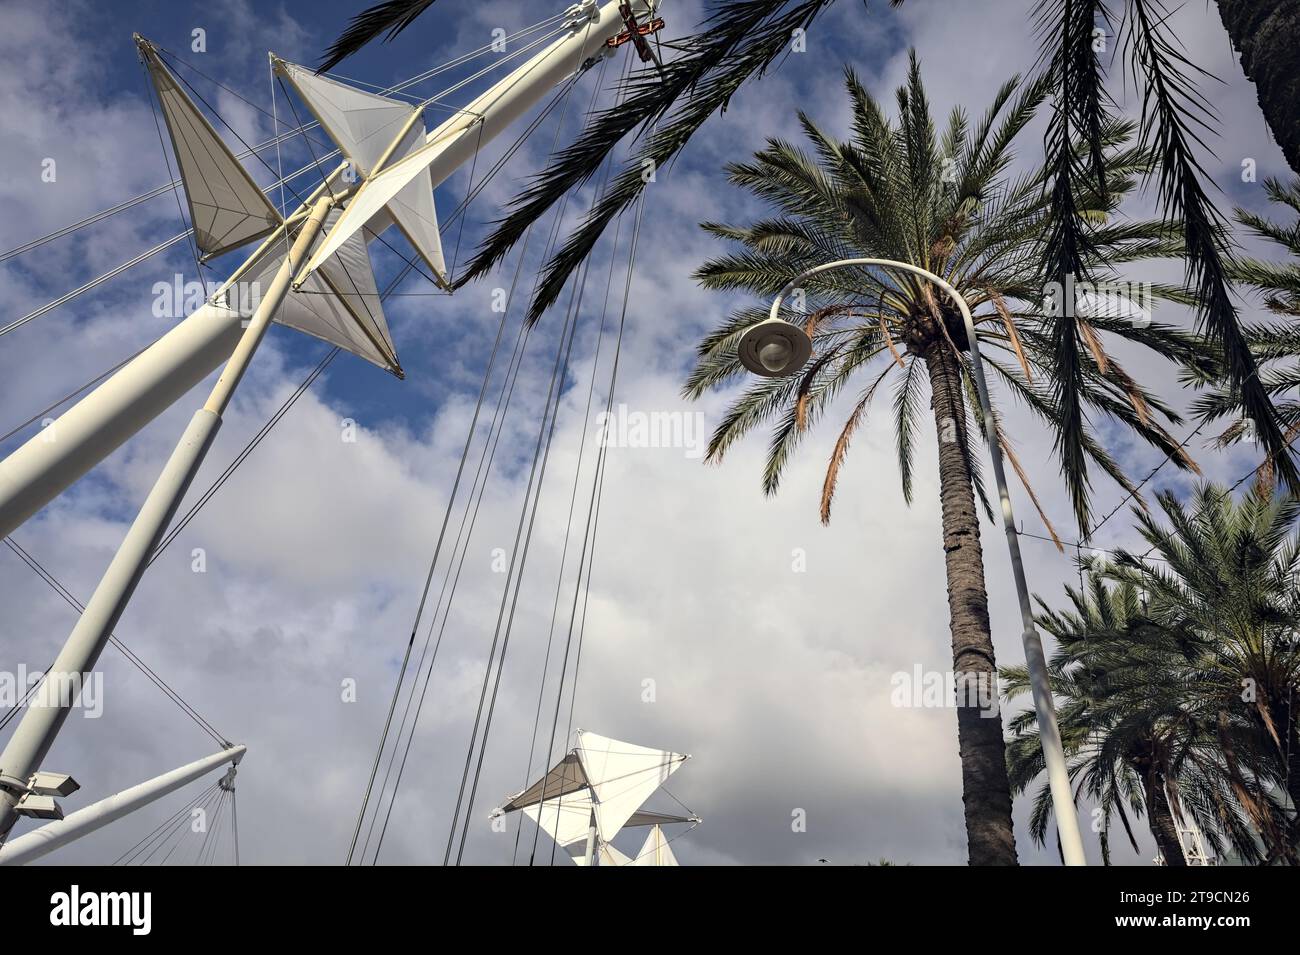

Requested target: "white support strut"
[
  {"left": 0, "top": 745, "right": 245, "bottom": 866},
  {"left": 0, "top": 196, "right": 334, "bottom": 838},
  {"left": 0, "top": 0, "right": 658, "bottom": 539}
]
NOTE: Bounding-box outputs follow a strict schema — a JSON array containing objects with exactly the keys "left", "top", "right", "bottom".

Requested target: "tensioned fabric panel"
[
  {"left": 598, "top": 843, "right": 634, "bottom": 866},
  {"left": 385, "top": 124, "right": 448, "bottom": 283},
  {"left": 574, "top": 730, "right": 686, "bottom": 844},
  {"left": 277, "top": 61, "right": 415, "bottom": 176},
  {"left": 498, "top": 751, "right": 589, "bottom": 812},
  {"left": 223, "top": 209, "right": 400, "bottom": 374},
  {"left": 625, "top": 809, "right": 692, "bottom": 827},
  {"left": 632, "top": 824, "right": 679, "bottom": 866},
  {"left": 523, "top": 792, "right": 596, "bottom": 851},
  {"left": 145, "top": 49, "right": 280, "bottom": 258},
  {"left": 297, "top": 124, "right": 450, "bottom": 284},
  {"left": 278, "top": 61, "right": 448, "bottom": 286}
]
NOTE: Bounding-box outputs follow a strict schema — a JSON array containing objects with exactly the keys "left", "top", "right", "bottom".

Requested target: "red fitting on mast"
[{"left": 606, "top": 2, "right": 665, "bottom": 66}]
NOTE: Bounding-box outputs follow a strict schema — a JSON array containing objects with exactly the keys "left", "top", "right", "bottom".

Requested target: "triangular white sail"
[
  {"left": 275, "top": 58, "right": 447, "bottom": 286},
  {"left": 599, "top": 843, "right": 634, "bottom": 867},
  {"left": 384, "top": 124, "right": 448, "bottom": 283},
  {"left": 139, "top": 39, "right": 280, "bottom": 258},
  {"left": 297, "top": 136, "right": 449, "bottom": 281},
  {"left": 495, "top": 730, "right": 690, "bottom": 864},
  {"left": 573, "top": 730, "right": 687, "bottom": 843},
  {"left": 220, "top": 210, "right": 401, "bottom": 375},
  {"left": 632, "top": 825, "right": 679, "bottom": 866},
  {"left": 274, "top": 61, "right": 414, "bottom": 176},
  {"left": 521, "top": 790, "right": 597, "bottom": 853}
]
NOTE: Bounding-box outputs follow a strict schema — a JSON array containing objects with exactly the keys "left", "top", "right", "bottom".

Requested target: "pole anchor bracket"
[{"left": 564, "top": 0, "right": 600, "bottom": 30}]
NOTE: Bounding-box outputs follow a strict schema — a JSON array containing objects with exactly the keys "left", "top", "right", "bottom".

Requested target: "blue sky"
[
  {"left": 0, "top": 0, "right": 1295, "bottom": 866},
  {"left": 0, "top": 0, "right": 908, "bottom": 439}
]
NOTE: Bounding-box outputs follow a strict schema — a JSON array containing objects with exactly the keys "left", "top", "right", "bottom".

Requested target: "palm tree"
[
  {"left": 1004, "top": 574, "right": 1264, "bottom": 865},
  {"left": 1102, "top": 485, "right": 1300, "bottom": 861},
  {"left": 682, "top": 56, "right": 1207, "bottom": 864},
  {"left": 318, "top": 0, "right": 1300, "bottom": 489}
]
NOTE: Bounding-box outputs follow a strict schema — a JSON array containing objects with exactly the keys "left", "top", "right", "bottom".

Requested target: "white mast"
[
  {"left": 0, "top": 2, "right": 658, "bottom": 839},
  {"left": 0, "top": 0, "right": 659, "bottom": 539}
]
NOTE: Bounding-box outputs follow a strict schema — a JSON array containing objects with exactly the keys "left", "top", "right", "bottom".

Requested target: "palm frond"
[
  {"left": 455, "top": 0, "right": 839, "bottom": 324},
  {"left": 318, "top": 0, "right": 438, "bottom": 73},
  {"left": 1034, "top": 0, "right": 1114, "bottom": 531},
  {"left": 1122, "top": 0, "right": 1298, "bottom": 492}
]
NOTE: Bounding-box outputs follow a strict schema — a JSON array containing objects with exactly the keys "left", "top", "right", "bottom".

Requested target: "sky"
[{"left": 0, "top": 0, "right": 1293, "bottom": 866}]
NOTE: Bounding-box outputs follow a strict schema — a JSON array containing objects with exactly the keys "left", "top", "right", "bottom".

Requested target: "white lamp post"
[{"left": 740, "top": 258, "right": 1087, "bottom": 866}]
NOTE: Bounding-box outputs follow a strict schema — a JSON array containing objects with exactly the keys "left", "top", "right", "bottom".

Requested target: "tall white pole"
[
  {"left": 0, "top": 745, "right": 244, "bottom": 866},
  {"left": 0, "top": 197, "right": 332, "bottom": 839},
  {"left": 766, "top": 259, "right": 1088, "bottom": 866},
  {"left": 582, "top": 808, "right": 599, "bottom": 867},
  {"left": 0, "top": 0, "right": 658, "bottom": 540}
]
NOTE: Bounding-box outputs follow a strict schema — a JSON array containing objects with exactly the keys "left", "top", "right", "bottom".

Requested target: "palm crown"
[{"left": 685, "top": 55, "right": 1207, "bottom": 534}]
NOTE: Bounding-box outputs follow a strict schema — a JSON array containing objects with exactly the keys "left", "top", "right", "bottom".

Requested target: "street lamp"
[
  {"left": 737, "top": 317, "right": 813, "bottom": 377},
  {"left": 743, "top": 258, "right": 1087, "bottom": 866}
]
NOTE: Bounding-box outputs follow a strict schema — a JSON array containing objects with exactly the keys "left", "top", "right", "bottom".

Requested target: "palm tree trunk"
[
  {"left": 1280, "top": 732, "right": 1300, "bottom": 851},
  {"left": 1144, "top": 772, "right": 1188, "bottom": 866},
  {"left": 923, "top": 345, "right": 1018, "bottom": 865},
  {"left": 1265, "top": 695, "right": 1300, "bottom": 845},
  {"left": 1215, "top": 0, "right": 1300, "bottom": 175}
]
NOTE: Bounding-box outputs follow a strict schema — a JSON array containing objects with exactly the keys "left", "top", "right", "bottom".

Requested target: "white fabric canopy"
[
  {"left": 521, "top": 790, "right": 596, "bottom": 851},
  {"left": 632, "top": 825, "right": 679, "bottom": 866},
  {"left": 573, "top": 730, "right": 687, "bottom": 844},
  {"left": 599, "top": 843, "right": 634, "bottom": 867},
  {"left": 275, "top": 61, "right": 413, "bottom": 176},
  {"left": 221, "top": 209, "right": 400, "bottom": 374},
  {"left": 277, "top": 60, "right": 447, "bottom": 286},
  {"left": 383, "top": 124, "right": 448, "bottom": 283},
  {"left": 143, "top": 45, "right": 280, "bottom": 258},
  {"left": 498, "top": 731, "right": 689, "bottom": 859}
]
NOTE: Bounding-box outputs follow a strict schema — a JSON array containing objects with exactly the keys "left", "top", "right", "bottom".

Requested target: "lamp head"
[{"left": 737, "top": 318, "right": 813, "bottom": 378}]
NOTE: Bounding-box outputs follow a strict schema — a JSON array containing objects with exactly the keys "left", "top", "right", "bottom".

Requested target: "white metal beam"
[{"left": 0, "top": 745, "right": 245, "bottom": 866}]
